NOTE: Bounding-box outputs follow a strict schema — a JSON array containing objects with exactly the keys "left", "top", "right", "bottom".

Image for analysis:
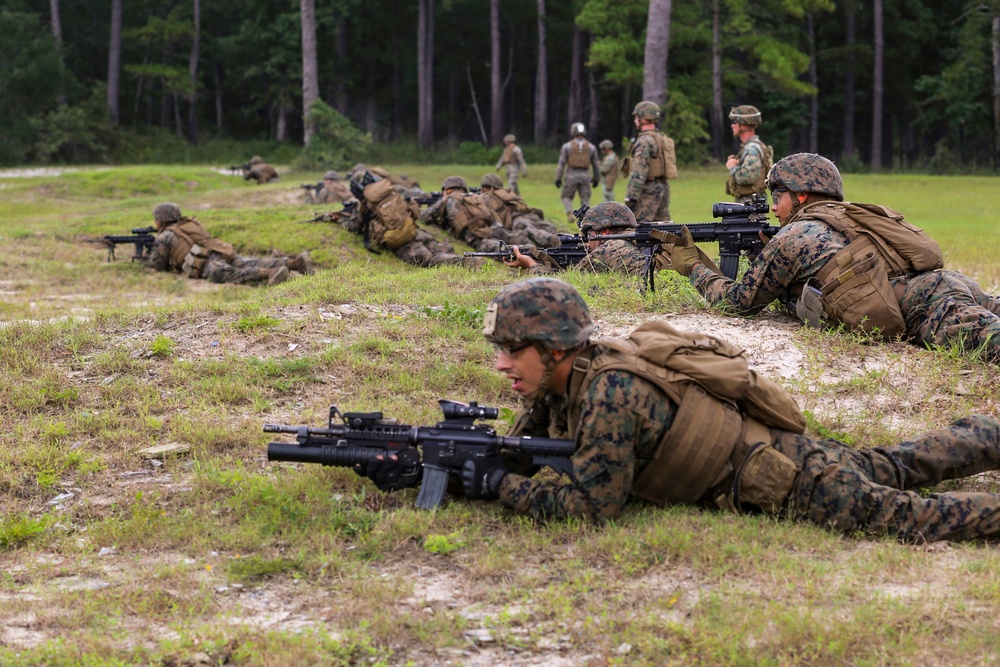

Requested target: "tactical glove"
[
  {"left": 461, "top": 458, "right": 508, "bottom": 501},
  {"left": 555, "top": 179, "right": 562, "bottom": 188},
  {"left": 591, "top": 178, "right": 599, "bottom": 188},
  {"left": 624, "top": 198, "right": 636, "bottom": 211},
  {"left": 669, "top": 225, "right": 701, "bottom": 277},
  {"left": 353, "top": 449, "right": 422, "bottom": 492}
]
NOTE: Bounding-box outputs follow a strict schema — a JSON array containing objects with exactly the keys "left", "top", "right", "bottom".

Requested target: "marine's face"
[
  {"left": 494, "top": 342, "right": 545, "bottom": 397},
  {"left": 730, "top": 121, "right": 741, "bottom": 137},
  {"left": 770, "top": 187, "right": 793, "bottom": 225}
]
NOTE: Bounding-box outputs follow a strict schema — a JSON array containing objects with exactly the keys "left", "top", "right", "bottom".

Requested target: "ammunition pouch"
[
  {"left": 730, "top": 437, "right": 797, "bottom": 514},
  {"left": 182, "top": 244, "right": 210, "bottom": 279}
]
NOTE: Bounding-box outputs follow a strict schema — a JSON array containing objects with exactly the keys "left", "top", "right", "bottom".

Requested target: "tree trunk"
[
  {"left": 213, "top": 61, "right": 223, "bottom": 130},
  {"left": 587, "top": 60, "right": 599, "bottom": 137},
  {"left": 807, "top": 12, "right": 818, "bottom": 153},
  {"left": 335, "top": 16, "right": 349, "bottom": 115},
  {"left": 993, "top": 13, "right": 1000, "bottom": 169},
  {"left": 567, "top": 24, "right": 582, "bottom": 127},
  {"left": 710, "top": 0, "right": 722, "bottom": 160},
  {"left": 107, "top": 0, "right": 123, "bottom": 125},
  {"left": 187, "top": 0, "right": 200, "bottom": 145},
  {"left": 642, "top": 0, "right": 672, "bottom": 105},
  {"left": 276, "top": 105, "right": 288, "bottom": 143},
  {"left": 417, "top": 0, "right": 435, "bottom": 148},
  {"left": 489, "top": 0, "right": 503, "bottom": 145},
  {"left": 301, "top": 0, "right": 319, "bottom": 146},
  {"left": 534, "top": 0, "right": 548, "bottom": 143},
  {"left": 843, "top": 1, "right": 856, "bottom": 161},
  {"left": 50, "top": 0, "right": 66, "bottom": 104},
  {"left": 871, "top": 0, "right": 884, "bottom": 170}
]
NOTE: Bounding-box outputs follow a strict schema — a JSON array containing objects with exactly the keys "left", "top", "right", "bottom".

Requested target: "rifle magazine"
[{"left": 414, "top": 465, "right": 450, "bottom": 510}]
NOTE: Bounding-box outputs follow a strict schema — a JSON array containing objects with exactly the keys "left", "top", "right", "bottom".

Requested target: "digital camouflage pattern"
[
  {"left": 148, "top": 228, "right": 290, "bottom": 285},
  {"left": 244, "top": 162, "right": 279, "bottom": 185},
  {"left": 599, "top": 148, "right": 619, "bottom": 201},
  {"left": 581, "top": 201, "right": 637, "bottom": 234},
  {"left": 626, "top": 131, "right": 671, "bottom": 221},
  {"left": 483, "top": 277, "right": 594, "bottom": 350},
  {"left": 576, "top": 240, "right": 647, "bottom": 276},
  {"left": 688, "top": 215, "right": 1000, "bottom": 362},
  {"left": 153, "top": 203, "right": 181, "bottom": 223},
  {"left": 765, "top": 153, "right": 844, "bottom": 201},
  {"left": 419, "top": 194, "right": 507, "bottom": 251},
  {"left": 498, "top": 343, "right": 1000, "bottom": 541},
  {"left": 480, "top": 173, "right": 504, "bottom": 189},
  {"left": 556, "top": 138, "right": 600, "bottom": 215},
  {"left": 441, "top": 175, "right": 469, "bottom": 191},
  {"left": 727, "top": 135, "right": 769, "bottom": 202},
  {"left": 728, "top": 105, "right": 762, "bottom": 126},
  {"left": 632, "top": 100, "right": 661, "bottom": 121}
]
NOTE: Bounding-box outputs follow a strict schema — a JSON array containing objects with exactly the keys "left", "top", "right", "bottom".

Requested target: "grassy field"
[{"left": 1, "top": 163, "right": 1000, "bottom": 666}]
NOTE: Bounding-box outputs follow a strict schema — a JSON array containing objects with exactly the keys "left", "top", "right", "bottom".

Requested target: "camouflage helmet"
[
  {"left": 765, "top": 153, "right": 844, "bottom": 201},
  {"left": 323, "top": 170, "right": 341, "bottom": 181},
  {"left": 250, "top": 156, "right": 263, "bottom": 165},
  {"left": 441, "top": 175, "right": 469, "bottom": 191},
  {"left": 570, "top": 122, "right": 586, "bottom": 136},
  {"left": 728, "top": 105, "right": 762, "bottom": 127},
  {"left": 503, "top": 134, "right": 516, "bottom": 143},
  {"left": 580, "top": 201, "right": 637, "bottom": 234},
  {"left": 483, "top": 278, "right": 594, "bottom": 351},
  {"left": 632, "top": 100, "right": 661, "bottom": 122},
  {"left": 598, "top": 139, "right": 614, "bottom": 151},
  {"left": 153, "top": 202, "right": 182, "bottom": 224},
  {"left": 480, "top": 173, "right": 504, "bottom": 189}
]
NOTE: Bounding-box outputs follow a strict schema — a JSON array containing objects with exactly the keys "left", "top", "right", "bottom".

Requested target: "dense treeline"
[{"left": 2, "top": 0, "right": 998, "bottom": 171}]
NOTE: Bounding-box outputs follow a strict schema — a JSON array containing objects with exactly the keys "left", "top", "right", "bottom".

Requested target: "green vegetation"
[{"left": 0, "top": 164, "right": 999, "bottom": 664}]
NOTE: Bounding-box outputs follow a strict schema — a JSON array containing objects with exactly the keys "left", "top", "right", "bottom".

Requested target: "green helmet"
[
  {"left": 323, "top": 170, "right": 341, "bottom": 181},
  {"left": 728, "top": 105, "right": 762, "bottom": 127},
  {"left": 570, "top": 122, "right": 586, "bottom": 137},
  {"left": 441, "top": 175, "right": 469, "bottom": 191},
  {"left": 503, "top": 134, "right": 516, "bottom": 143},
  {"left": 632, "top": 101, "right": 661, "bottom": 122},
  {"left": 480, "top": 173, "right": 504, "bottom": 189},
  {"left": 483, "top": 278, "right": 594, "bottom": 351},
  {"left": 153, "top": 203, "right": 181, "bottom": 224},
  {"left": 580, "top": 201, "right": 636, "bottom": 234},
  {"left": 598, "top": 139, "right": 614, "bottom": 151},
  {"left": 765, "top": 153, "right": 844, "bottom": 201}
]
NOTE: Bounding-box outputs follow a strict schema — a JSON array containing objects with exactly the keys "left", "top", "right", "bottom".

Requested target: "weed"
[
  {"left": 149, "top": 334, "right": 175, "bottom": 356},
  {"left": 235, "top": 314, "right": 281, "bottom": 332},
  {"left": 422, "top": 530, "right": 467, "bottom": 555},
  {"left": 0, "top": 514, "right": 50, "bottom": 549}
]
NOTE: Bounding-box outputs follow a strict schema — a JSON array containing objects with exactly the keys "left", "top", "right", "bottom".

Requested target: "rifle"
[
  {"left": 299, "top": 200, "right": 357, "bottom": 224},
  {"left": 97, "top": 226, "right": 157, "bottom": 262},
  {"left": 300, "top": 181, "right": 323, "bottom": 192},
  {"left": 584, "top": 195, "right": 777, "bottom": 291},
  {"left": 463, "top": 234, "right": 588, "bottom": 270},
  {"left": 412, "top": 187, "right": 482, "bottom": 207},
  {"left": 228, "top": 163, "right": 250, "bottom": 175},
  {"left": 265, "top": 399, "right": 576, "bottom": 510}
]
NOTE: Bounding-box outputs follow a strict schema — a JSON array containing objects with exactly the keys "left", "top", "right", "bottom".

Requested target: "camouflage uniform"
[
  {"left": 243, "top": 156, "right": 279, "bottom": 185},
  {"left": 625, "top": 130, "right": 671, "bottom": 222},
  {"left": 726, "top": 135, "right": 769, "bottom": 204},
  {"left": 310, "top": 171, "right": 352, "bottom": 205},
  {"left": 556, "top": 131, "right": 600, "bottom": 218},
  {"left": 479, "top": 174, "right": 560, "bottom": 249},
  {"left": 419, "top": 187, "right": 507, "bottom": 253},
  {"left": 147, "top": 206, "right": 308, "bottom": 285},
  {"left": 688, "top": 159, "right": 1000, "bottom": 362},
  {"left": 486, "top": 279, "right": 1000, "bottom": 542},
  {"left": 496, "top": 135, "right": 528, "bottom": 195},
  {"left": 598, "top": 141, "right": 619, "bottom": 202}
]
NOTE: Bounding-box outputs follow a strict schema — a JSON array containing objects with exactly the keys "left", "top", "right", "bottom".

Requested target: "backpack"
[
  {"left": 797, "top": 201, "right": 944, "bottom": 339},
  {"left": 567, "top": 321, "right": 805, "bottom": 506},
  {"left": 363, "top": 180, "right": 417, "bottom": 250}
]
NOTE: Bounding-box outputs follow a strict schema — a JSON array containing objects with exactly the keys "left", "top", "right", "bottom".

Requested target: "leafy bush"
[
  {"left": 32, "top": 84, "right": 120, "bottom": 164},
  {"left": 298, "top": 100, "right": 371, "bottom": 170}
]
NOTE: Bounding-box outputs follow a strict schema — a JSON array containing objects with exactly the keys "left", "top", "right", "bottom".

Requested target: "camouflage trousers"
[
  {"left": 507, "top": 214, "right": 560, "bottom": 248},
  {"left": 630, "top": 179, "right": 671, "bottom": 223},
  {"left": 395, "top": 229, "right": 462, "bottom": 267},
  {"left": 602, "top": 183, "right": 616, "bottom": 202},
  {"left": 772, "top": 415, "right": 1000, "bottom": 542},
  {"left": 504, "top": 165, "right": 522, "bottom": 195},
  {"left": 203, "top": 255, "right": 287, "bottom": 284},
  {"left": 560, "top": 169, "right": 593, "bottom": 214},
  {"left": 896, "top": 270, "right": 1000, "bottom": 361}
]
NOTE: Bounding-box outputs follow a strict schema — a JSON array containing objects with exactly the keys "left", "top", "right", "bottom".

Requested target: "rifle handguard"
[{"left": 649, "top": 228, "right": 725, "bottom": 277}]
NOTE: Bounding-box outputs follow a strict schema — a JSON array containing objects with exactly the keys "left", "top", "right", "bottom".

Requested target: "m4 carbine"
[
  {"left": 98, "top": 226, "right": 157, "bottom": 262},
  {"left": 265, "top": 399, "right": 576, "bottom": 509}
]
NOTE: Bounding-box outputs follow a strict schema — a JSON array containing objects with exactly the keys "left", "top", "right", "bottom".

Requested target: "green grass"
[{"left": 0, "top": 164, "right": 999, "bottom": 665}]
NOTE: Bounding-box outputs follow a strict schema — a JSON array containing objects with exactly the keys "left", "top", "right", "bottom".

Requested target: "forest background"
[{"left": 4, "top": 0, "right": 1000, "bottom": 173}]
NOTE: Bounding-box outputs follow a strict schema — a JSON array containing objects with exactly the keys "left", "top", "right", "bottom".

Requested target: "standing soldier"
[
  {"left": 725, "top": 105, "right": 773, "bottom": 203},
  {"left": 555, "top": 123, "right": 601, "bottom": 225},
  {"left": 495, "top": 134, "right": 528, "bottom": 195},
  {"left": 598, "top": 140, "right": 618, "bottom": 202},
  {"left": 623, "top": 101, "right": 676, "bottom": 222},
  {"left": 243, "top": 156, "right": 280, "bottom": 185}
]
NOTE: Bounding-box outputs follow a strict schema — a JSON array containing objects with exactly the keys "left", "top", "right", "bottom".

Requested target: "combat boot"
[
  {"left": 287, "top": 251, "right": 314, "bottom": 275},
  {"left": 566, "top": 212, "right": 576, "bottom": 225},
  {"left": 260, "top": 266, "right": 288, "bottom": 285}
]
